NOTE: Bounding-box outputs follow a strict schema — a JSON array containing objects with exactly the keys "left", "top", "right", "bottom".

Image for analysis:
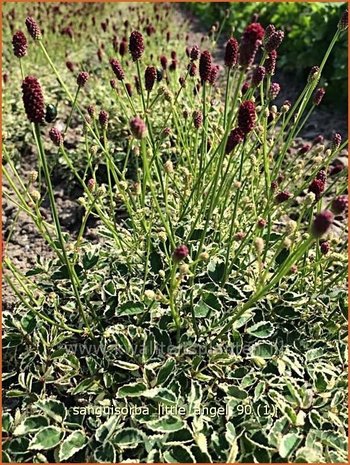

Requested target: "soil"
[{"left": 2, "top": 4, "right": 347, "bottom": 310}]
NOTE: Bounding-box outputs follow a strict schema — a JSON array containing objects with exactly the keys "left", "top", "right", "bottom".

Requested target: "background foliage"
[{"left": 186, "top": 2, "right": 348, "bottom": 107}]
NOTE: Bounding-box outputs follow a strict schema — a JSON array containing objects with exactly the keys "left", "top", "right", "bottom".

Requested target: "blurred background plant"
[{"left": 186, "top": 2, "right": 348, "bottom": 108}]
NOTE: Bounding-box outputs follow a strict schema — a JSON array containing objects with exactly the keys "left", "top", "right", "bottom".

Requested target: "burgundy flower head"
[
  {"left": 110, "top": 58, "right": 125, "bottom": 81},
  {"left": 308, "top": 178, "right": 325, "bottom": 200},
  {"left": 265, "top": 50, "right": 277, "bottom": 75},
  {"left": 66, "top": 61, "right": 74, "bottom": 72},
  {"left": 264, "top": 30, "right": 284, "bottom": 53},
  {"left": 209, "top": 65, "right": 220, "bottom": 85},
  {"left": 330, "top": 161, "right": 344, "bottom": 176},
  {"left": 87, "top": 105, "right": 95, "bottom": 118},
  {"left": 313, "top": 135, "right": 324, "bottom": 145},
  {"left": 199, "top": 50, "right": 212, "bottom": 83},
  {"left": 49, "top": 127, "right": 63, "bottom": 147},
  {"left": 190, "top": 45, "right": 200, "bottom": 61},
  {"left": 239, "top": 23, "right": 264, "bottom": 66},
  {"left": 320, "top": 241, "right": 330, "bottom": 255},
  {"left": 77, "top": 71, "right": 89, "bottom": 87},
  {"left": 145, "top": 66, "right": 157, "bottom": 91},
  {"left": 275, "top": 190, "right": 292, "bottom": 204},
  {"left": 119, "top": 40, "right": 127, "bottom": 57},
  {"left": 99, "top": 110, "right": 109, "bottom": 129},
  {"left": 257, "top": 218, "right": 267, "bottom": 229},
  {"left": 160, "top": 55, "right": 167, "bottom": 70},
  {"left": 263, "top": 24, "right": 276, "bottom": 43},
  {"left": 239, "top": 39, "right": 260, "bottom": 67},
  {"left": 313, "top": 87, "right": 325, "bottom": 106},
  {"left": 173, "top": 245, "right": 189, "bottom": 262},
  {"left": 179, "top": 76, "right": 185, "bottom": 87},
  {"left": 129, "top": 30, "right": 144, "bottom": 61},
  {"left": 298, "top": 144, "right": 310, "bottom": 155},
  {"left": 25, "top": 17, "right": 41, "bottom": 40},
  {"left": 331, "top": 132, "right": 341, "bottom": 150},
  {"left": 252, "top": 65, "right": 265, "bottom": 87},
  {"left": 311, "top": 210, "right": 333, "bottom": 238},
  {"left": 225, "top": 37, "right": 238, "bottom": 68},
  {"left": 192, "top": 110, "right": 203, "bottom": 129},
  {"left": 130, "top": 116, "right": 147, "bottom": 139},
  {"left": 269, "top": 82, "right": 280, "bottom": 100},
  {"left": 238, "top": 100, "right": 256, "bottom": 135},
  {"left": 338, "top": 8, "right": 348, "bottom": 31},
  {"left": 188, "top": 62, "right": 197, "bottom": 77},
  {"left": 241, "top": 81, "right": 250, "bottom": 95},
  {"left": 125, "top": 83, "right": 132, "bottom": 96},
  {"left": 316, "top": 169, "right": 327, "bottom": 183},
  {"left": 331, "top": 195, "right": 348, "bottom": 214},
  {"left": 243, "top": 22, "right": 265, "bottom": 43},
  {"left": 169, "top": 59, "right": 177, "bottom": 72},
  {"left": 22, "top": 76, "right": 45, "bottom": 123},
  {"left": 12, "top": 31, "right": 28, "bottom": 58},
  {"left": 225, "top": 128, "right": 244, "bottom": 154}
]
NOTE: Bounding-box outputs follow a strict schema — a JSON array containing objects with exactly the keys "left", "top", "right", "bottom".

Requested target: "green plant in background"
[
  {"left": 2, "top": 3, "right": 348, "bottom": 463},
  {"left": 186, "top": 2, "right": 348, "bottom": 108}
]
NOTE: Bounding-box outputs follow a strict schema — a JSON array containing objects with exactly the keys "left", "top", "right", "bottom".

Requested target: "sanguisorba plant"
[
  {"left": 4, "top": 8, "right": 347, "bottom": 341},
  {"left": 2, "top": 4, "right": 348, "bottom": 461}
]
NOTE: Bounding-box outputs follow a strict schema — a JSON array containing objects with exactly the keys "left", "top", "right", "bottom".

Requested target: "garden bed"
[{"left": 2, "top": 2, "right": 348, "bottom": 463}]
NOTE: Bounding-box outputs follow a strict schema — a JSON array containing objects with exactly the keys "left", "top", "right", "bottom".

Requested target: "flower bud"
[
  {"left": 320, "top": 241, "right": 330, "bottom": 255},
  {"left": 311, "top": 210, "right": 334, "bottom": 238},
  {"left": 331, "top": 132, "right": 341, "bottom": 151},
  {"left": 158, "top": 231, "right": 167, "bottom": 242},
  {"left": 264, "top": 29, "right": 284, "bottom": 52},
  {"left": 179, "top": 264, "right": 190, "bottom": 275},
  {"left": 99, "top": 110, "right": 109, "bottom": 129},
  {"left": 225, "top": 127, "right": 244, "bottom": 154},
  {"left": 338, "top": 8, "right": 348, "bottom": 31},
  {"left": 308, "top": 66, "right": 320, "bottom": 83},
  {"left": 225, "top": 37, "right": 238, "bottom": 68},
  {"left": 164, "top": 160, "right": 174, "bottom": 173},
  {"left": 22, "top": 76, "right": 45, "bottom": 123},
  {"left": 238, "top": 100, "right": 256, "bottom": 135},
  {"left": 110, "top": 58, "right": 125, "bottom": 80},
  {"left": 285, "top": 220, "right": 297, "bottom": 235},
  {"left": 199, "top": 252, "right": 209, "bottom": 261},
  {"left": 12, "top": 31, "right": 28, "bottom": 58},
  {"left": 190, "top": 45, "right": 200, "bottom": 61},
  {"left": 28, "top": 170, "right": 38, "bottom": 183},
  {"left": 313, "top": 87, "right": 325, "bottom": 106},
  {"left": 145, "top": 66, "right": 157, "bottom": 91},
  {"left": 25, "top": 17, "right": 41, "bottom": 40},
  {"left": 192, "top": 110, "right": 203, "bottom": 129},
  {"left": 199, "top": 50, "right": 212, "bottom": 83},
  {"left": 265, "top": 50, "right": 277, "bottom": 75},
  {"left": 77, "top": 71, "right": 89, "bottom": 88},
  {"left": 130, "top": 116, "right": 147, "bottom": 139},
  {"left": 331, "top": 195, "right": 348, "bottom": 214},
  {"left": 87, "top": 178, "right": 96, "bottom": 192},
  {"left": 275, "top": 190, "right": 292, "bottom": 204},
  {"left": 269, "top": 82, "right": 280, "bottom": 100},
  {"left": 129, "top": 30, "right": 144, "bottom": 61},
  {"left": 252, "top": 65, "right": 265, "bottom": 87},
  {"left": 144, "top": 289, "right": 156, "bottom": 300},
  {"left": 173, "top": 245, "right": 189, "bottom": 262},
  {"left": 49, "top": 127, "right": 63, "bottom": 146},
  {"left": 254, "top": 237, "right": 264, "bottom": 255},
  {"left": 29, "top": 189, "right": 40, "bottom": 202}
]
